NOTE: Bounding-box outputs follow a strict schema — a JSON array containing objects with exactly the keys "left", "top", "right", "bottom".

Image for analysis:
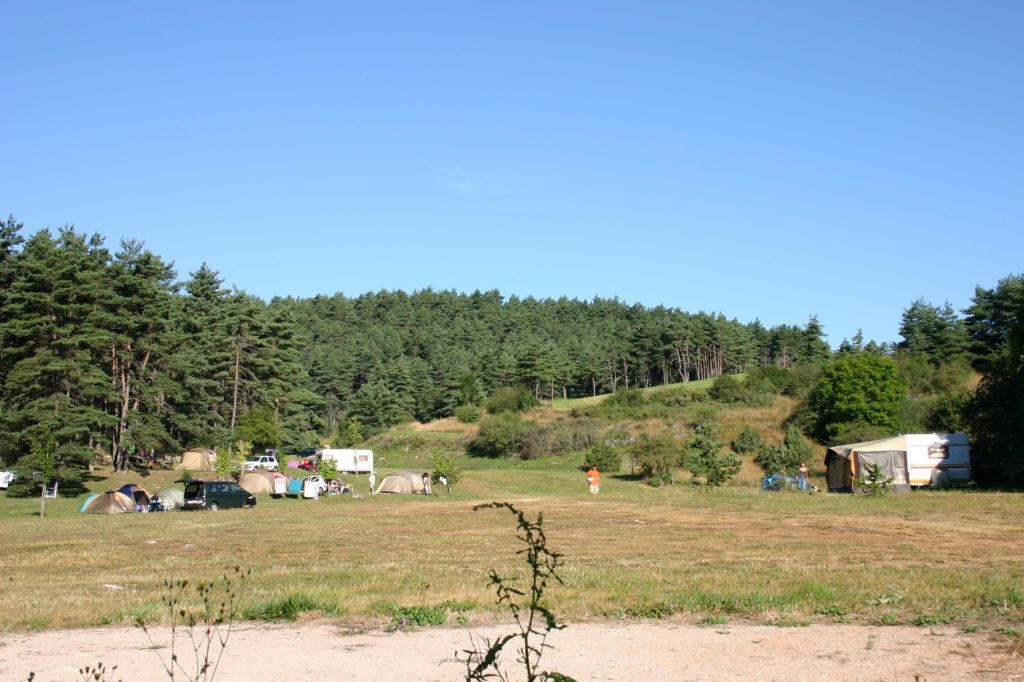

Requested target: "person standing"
[
  {"left": 587, "top": 466, "right": 601, "bottom": 494},
  {"left": 368, "top": 469, "right": 376, "bottom": 495},
  {"left": 799, "top": 462, "right": 810, "bottom": 491}
]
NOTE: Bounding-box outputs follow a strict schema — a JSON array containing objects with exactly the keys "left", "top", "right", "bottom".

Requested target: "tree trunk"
[{"left": 230, "top": 341, "right": 241, "bottom": 432}]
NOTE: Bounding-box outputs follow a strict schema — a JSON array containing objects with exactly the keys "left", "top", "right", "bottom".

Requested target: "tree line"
[{"left": 0, "top": 216, "right": 1020, "bottom": 489}]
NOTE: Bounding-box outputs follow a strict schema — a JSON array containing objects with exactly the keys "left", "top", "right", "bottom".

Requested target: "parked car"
[
  {"left": 303, "top": 475, "right": 329, "bottom": 493},
  {"left": 244, "top": 454, "right": 280, "bottom": 472},
  {"left": 0, "top": 471, "right": 15, "bottom": 490},
  {"left": 182, "top": 480, "right": 256, "bottom": 511}
]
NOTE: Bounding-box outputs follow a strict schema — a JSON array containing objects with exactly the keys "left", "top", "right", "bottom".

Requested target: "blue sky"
[{"left": 2, "top": 2, "right": 1021, "bottom": 347}]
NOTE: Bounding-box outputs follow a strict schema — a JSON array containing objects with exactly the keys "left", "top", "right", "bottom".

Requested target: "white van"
[{"left": 316, "top": 448, "right": 374, "bottom": 474}]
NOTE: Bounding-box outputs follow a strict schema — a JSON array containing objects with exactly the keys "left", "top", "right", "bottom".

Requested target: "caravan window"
[{"left": 928, "top": 445, "right": 949, "bottom": 460}]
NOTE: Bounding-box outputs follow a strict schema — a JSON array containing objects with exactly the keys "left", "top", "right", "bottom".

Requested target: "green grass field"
[{"left": 2, "top": 455, "right": 1023, "bottom": 633}]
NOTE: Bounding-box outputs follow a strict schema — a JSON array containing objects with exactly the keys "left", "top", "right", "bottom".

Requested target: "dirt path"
[{"left": 3, "top": 621, "right": 1022, "bottom": 681}]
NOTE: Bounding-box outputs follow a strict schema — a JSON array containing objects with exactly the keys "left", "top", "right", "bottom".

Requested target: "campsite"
[{"left": 1, "top": 388, "right": 1024, "bottom": 681}]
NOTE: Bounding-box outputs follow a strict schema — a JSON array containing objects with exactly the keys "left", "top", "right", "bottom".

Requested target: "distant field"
[{"left": 2, "top": 461, "right": 1022, "bottom": 633}]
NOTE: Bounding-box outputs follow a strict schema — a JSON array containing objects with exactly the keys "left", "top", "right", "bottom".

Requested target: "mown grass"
[{"left": 1, "top": 464, "right": 1022, "bottom": 633}]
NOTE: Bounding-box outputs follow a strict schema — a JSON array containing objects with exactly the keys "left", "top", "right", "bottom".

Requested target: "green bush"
[
  {"left": 684, "top": 422, "right": 740, "bottom": 487},
  {"left": 628, "top": 436, "right": 681, "bottom": 483},
  {"left": 708, "top": 374, "right": 773, "bottom": 407},
  {"left": 471, "top": 413, "right": 531, "bottom": 457},
  {"left": 389, "top": 605, "right": 447, "bottom": 630},
  {"left": 484, "top": 386, "right": 540, "bottom": 414},
  {"left": 583, "top": 443, "right": 622, "bottom": 474},
  {"left": 731, "top": 425, "right": 764, "bottom": 455},
  {"left": 519, "top": 419, "right": 601, "bottom": 460},
  {"left": 746, "top": 365, "right": 790, "bottom": 393},
  {"left": 454, "top": 404, "right": 482, "bottom": 423}
]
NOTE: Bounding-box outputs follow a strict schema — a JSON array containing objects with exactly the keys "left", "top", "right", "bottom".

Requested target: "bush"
[
  {"left": 455, "top": 404, "right": 482, "bottom": 423},
  {"left": 519, "top": 419, "right": 601, "bottom": 460},
  {"left": 431, "top": 451, "right": 460, "bottom": 492},
  {"left": 708, "top": 374, "right": 773, "bottom": 407},
  {"left": 628, "top": 436, "right": 680, "bottom": 483},
  {"left": 484, "top": 386, "right": 540, "bottom": 414},
  {"left": 583, "top": 443, "right": 622, "bottom": 474},
  {"left": 684, "top": 422, "right": 740, "bottom": 487},
  {"left": 471, "top": 413, "right": 531, "bottom": 457},
  {"left": 731, "top": 425, "right": 763, "bottom": 455},
  {"left": 746, "top": 365, "right": 790, "bottom": 393}
]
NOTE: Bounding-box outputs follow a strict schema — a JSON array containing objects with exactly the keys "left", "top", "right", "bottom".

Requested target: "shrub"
[
  {"left": 684, "top": 422, "right": 740, "bottom": 487},
  {"left": 628, "top": 436, "right": 681, "bottom": 483},
  {"left": 431, "top": 451, "right": 461, "bottom": 492},
  {"left": 755, "top": 444, "right": 797, "bottom": 476},
  {"left": 472, "top": 413, "right": 531, "bottom": 457},
  {"left": 747, "top": 365, "right": 790, "bottom": 393},
  {"left": 583, "top": 443, "right": 622, "bottom": 474},
  {"left": 709, "top": 374, "right": 773, "bottom": 407},
  {"left": 485, "top": 386, "right": 540, "bottom": 414},
  {"left": 519, "top": 419, "right": 601, "bottom": 460},
  {"left": 455, "top": 404, "right": 482, "bottom": 423},
  {"left": 855, "top": 461, "right": 892, "bottom": 496},
  {"left": 731, "top": 425, "right": 763, "bottom": 455}
]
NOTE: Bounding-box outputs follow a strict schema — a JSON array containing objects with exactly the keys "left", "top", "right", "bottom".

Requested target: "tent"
[
  {"left": 176, "top": 448, "right": 217, "bottom": 471},
  {"left": 81, "top": 491, "right": 136, "bottom": 513},
  {"left": 375, "top": 471, "right": 428, "bottom": 495},
  {"left": 158, "top": 487, "right": 185, "bottom": 509},
  {"left": 239, "top": 470, "right": 276, "bottom": 495},
  {"left": 117, "top": 483, "right": 151, "bottom": 507},
  {"left": 78, "top": 493, "right": 99, "bottom": 512},
  {"left": 825, "top": 433, "right": 971, "bottom": 493}
]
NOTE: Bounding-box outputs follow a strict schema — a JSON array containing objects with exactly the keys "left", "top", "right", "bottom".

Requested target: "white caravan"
[{"left": 316, "top": 448, "right": 374, "bottom": 474}]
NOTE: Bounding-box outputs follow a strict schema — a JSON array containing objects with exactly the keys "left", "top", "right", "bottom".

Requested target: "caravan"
[
  {"left": 825, "top": 433, "right": 972, "bottom": 492},
  {"left": 316, "top": 448, "right": 374, "bottom": 474}
]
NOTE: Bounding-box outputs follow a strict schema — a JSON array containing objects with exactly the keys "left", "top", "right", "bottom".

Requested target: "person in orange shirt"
[{"left": 587, "top": 466, "right": 601, "bottom": 494}]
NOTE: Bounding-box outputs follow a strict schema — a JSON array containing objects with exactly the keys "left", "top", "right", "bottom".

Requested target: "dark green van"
[{"left": 183, "top": 480, "right": 256, "bottom": 511}]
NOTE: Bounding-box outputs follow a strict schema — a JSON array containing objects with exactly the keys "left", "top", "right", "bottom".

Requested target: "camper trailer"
[
  {"left": 316, "top": 448, "right": 374, "bottom": 474},
  {"left": 825, "top": 433, "right": 972, "bottom": 492}
]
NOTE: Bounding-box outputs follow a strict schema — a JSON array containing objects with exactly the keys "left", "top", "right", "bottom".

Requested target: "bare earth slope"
[{"left": 3, "top": 622, "right": 1022, "bottom": 681}]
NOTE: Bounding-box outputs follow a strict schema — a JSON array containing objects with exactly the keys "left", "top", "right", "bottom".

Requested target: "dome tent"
[
  {"left": 81, "top": 491, "right": 136, "bottom": 513},
  {"left": 375, "top": 471, "right": 429, "bottom": 494},
  {"left": 175, "top": 449, "right": 217, "bottom": 471}
]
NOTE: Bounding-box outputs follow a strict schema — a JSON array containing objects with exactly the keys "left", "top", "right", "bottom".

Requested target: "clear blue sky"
[{"left": 3, "top": 2, "right": 1021, "bottom": 347}]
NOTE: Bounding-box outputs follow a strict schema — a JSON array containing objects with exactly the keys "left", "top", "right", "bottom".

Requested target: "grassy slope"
[{"left": 1, "top": 388, "right": 1022, "bottom": 633}]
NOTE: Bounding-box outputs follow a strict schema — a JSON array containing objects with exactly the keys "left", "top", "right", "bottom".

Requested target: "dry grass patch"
[{"left": 2, "top": 479, "right": 1022, "bottom": 633}]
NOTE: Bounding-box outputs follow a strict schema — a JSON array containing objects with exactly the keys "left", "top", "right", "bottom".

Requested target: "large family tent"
[
  {"left": 81, "top": 491, "right": 136, "bottom": 513},
  {"left": 375, "top": 471, "right": 428, "bottom": 494},
  {"left": 117, "top": 483, "right": 151, "bottom": 507},
  {"left": 176, "top": 448, "right": 217, "bottom": 471},
  {"left": 239, "top": 470, "right": 276, "bottom": 495},
  {"left": 825, "top": 433, "right": 971, "bottom": 493}
]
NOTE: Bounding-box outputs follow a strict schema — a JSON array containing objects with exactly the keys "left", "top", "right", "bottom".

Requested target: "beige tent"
[
  {"left": 239, "top": 470, "right": 276, "bottom": 494},
  {"left": 825, "top": 433, "right": 972, "bottom": 492},
  {"left": 375, "top": 471, "right": 429, "bottom": 494},
  {"left": 82, "top": 491, "right": 136, "bottom": 514},
  {"left": 176, "top": 448, "right": 217, "bottom": 471}
]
